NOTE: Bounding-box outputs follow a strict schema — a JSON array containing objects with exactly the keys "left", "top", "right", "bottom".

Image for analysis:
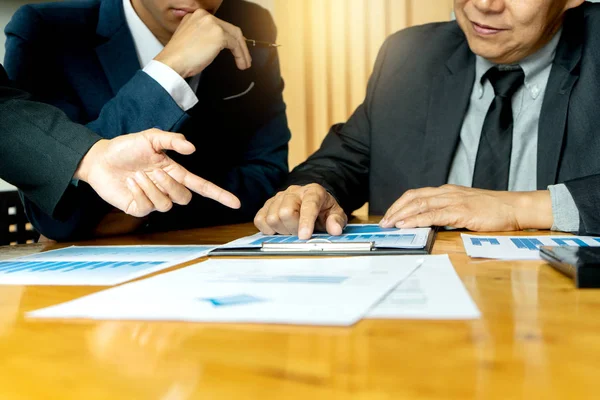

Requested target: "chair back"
[{"left": 0, "top": 191, "right": 39, "bottom": 245}]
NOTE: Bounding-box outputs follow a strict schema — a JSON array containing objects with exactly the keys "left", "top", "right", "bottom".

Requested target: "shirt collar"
[
  {"left": 474, "top": 28, "right": 562, "bottom": 100},
  {"left": 122, "top": 0, "right": 164, "bottom": 68}
]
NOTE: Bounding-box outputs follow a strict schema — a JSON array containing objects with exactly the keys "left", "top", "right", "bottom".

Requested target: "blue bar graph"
[
  {"left": 0, "top": 260, "right": 165, "bottom": 275},
  {"left": 511, "top": 238, "right": 544, "bottom": 250},
  {"left": 249, "top": 234, "right": 416, "bottom": 246},
  {"left": 470, "top": 238, "right": 500, "bottom": 246},
  {"left": 551, "top": 238, "right": 589, "bottom": 247},
  {"left": 0, "top": 245, "right": 214, "bottom": 285}
]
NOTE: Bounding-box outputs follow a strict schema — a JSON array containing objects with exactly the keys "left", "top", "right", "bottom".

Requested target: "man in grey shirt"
[{"left": 255, "top": 0, "right": 599, "bottom": 239}]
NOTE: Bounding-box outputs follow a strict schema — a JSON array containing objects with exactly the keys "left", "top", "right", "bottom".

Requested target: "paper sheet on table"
[
  {"left": 28, "top": 256, "right": 425, "bottom": 326},
  {"left": 0, "top": 245, "right": 215, "bottom": 286},
  {"left": 368, "top": 255, "right": 480, "bottom": 320},
  {"left": 220, "top": 224, "right": 432, "bottom": 249},
  {"left": 462, "top": 234, "right": 600, "bottom": 260}
]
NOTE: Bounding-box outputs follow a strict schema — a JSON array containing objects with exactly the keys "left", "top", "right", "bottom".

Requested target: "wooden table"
[{"left": 0, "top": 221, "right": 599, "bottom": 400}]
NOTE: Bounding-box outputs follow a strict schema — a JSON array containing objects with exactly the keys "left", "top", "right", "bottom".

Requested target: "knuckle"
[
  {"left": 278, "top": 206, "right": 297, "bottom": 220},
  {"left": 266, "top": 213, "right": 279, "bottom": 226},
  {"left": 306, "top": 183, "right": 324, "bottom": 192},
  {"left": 158, "top": 201, "right": 173, "bottom": 213},
  {"left": 414, "top": 198, "right": 427, "bottom": 212},
  {"left": 302, "top": 199, "right": 320, "bottom": 210},
  {"left": 199, "top": 180, "right": 211, "bottom": 195},
  {"left": 404, "top": 189, "right": 416, "bottom": 199}
]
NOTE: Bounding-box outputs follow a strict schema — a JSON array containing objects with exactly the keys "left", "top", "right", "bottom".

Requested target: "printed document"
[
  {"left": 28, "top": 256, "right": 424, "bottom": 326},
  {"left": 220, "top": 224, "right": 431, "bottom": 249},
  {"left": 0, "top": 245, "right": 215, "bottom": 286},
  {"left": 462, "top": 234, "right": 600, "bottom": 260},
  {"left": 368, "top": 255, "right": 480, "bottom": 319}
]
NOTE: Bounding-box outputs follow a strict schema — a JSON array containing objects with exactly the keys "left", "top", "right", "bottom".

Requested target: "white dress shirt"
[{"left": 122, "top": 0, "right": 200, "bottom": 111}]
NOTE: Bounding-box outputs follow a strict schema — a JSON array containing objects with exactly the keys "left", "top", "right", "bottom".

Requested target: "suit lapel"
[
  {"left": 94, "top": 0, "right": 140, "bottom": 96},
  {"left": 423, "top": 41, "right": 475, "bottom": 186},
  {"left": 537, "top": 11, "right": 583, "bottom": 189}
]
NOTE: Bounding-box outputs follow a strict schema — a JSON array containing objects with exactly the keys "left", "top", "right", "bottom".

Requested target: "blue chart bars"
[
  {"left": 0, "top": 261, "right": 164, "bottom": 274},
  {"left": 511, "top": 238, "right": 545, "bottom": 251},
  {"left": 0, "top": 245, "right": 215, "bottom": 286},
  {"left": 551, "top": 238, "right": 589, "bottom": 247},
  {"left": 250, "top": 234, "right": 417, "bottom": 246},
  {"left": 470, "top": 238, "right": 500, "bottom": 246}
]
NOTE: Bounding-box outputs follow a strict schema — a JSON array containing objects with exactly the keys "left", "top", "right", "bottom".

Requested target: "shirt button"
[
  {"left": 478, "top": 87, "right": 484, "bottom": 98},
  {"left": 531, "top": 85, "right": 540, "bottom": 99}
]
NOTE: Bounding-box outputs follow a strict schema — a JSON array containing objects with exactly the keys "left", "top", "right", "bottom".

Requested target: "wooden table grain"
[{"left": 0, "top": 221, "right": 598, "bottom": 400}]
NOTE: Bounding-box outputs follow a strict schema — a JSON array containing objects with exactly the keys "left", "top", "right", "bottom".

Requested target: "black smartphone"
[{"left": 540, "top": 246, "right": 600, "bottom": 288}]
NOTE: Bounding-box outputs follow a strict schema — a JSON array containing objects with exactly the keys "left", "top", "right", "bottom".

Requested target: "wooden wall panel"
[{"left": 257, "top": 0, "right": 454, "bottom": 167}]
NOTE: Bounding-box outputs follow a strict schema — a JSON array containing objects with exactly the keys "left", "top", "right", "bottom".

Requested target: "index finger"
[
  {"left": 182, "top": 171, "right": 241, "bottom": 209},
  {"left": 297, "top": 189, "right": 327, "bottom": 240}
]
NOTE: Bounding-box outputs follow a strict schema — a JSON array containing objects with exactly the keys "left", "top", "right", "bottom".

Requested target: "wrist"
[
  {"left": 513, "top": 190, "right": 554, "bottom": 230},
  {"left": 74, "top": 139, "right": 109, "bottom": 183},
  {"left": 154, "top": 52, "right": 189, "bottom": 79}
]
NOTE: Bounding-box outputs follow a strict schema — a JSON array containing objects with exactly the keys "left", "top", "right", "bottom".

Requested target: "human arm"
[{"left": 252, "top": 33, "right": 397, "bottom": 237}]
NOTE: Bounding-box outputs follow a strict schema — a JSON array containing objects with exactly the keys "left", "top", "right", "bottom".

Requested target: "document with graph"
[
  {"left": 212, "top": 224, "right": 436, "bottom": 256},
  {"left": 368, "top": 255, "right": 481, "bottom": 320},
  {"left": 28, "top": 256, "right": 424, "bottom": 326},
  {"left": 462, "top": 234, "right": 600, "bottom": 260},
  {"left": 0, "top": 245, "right": 215, "bottom": 286}
]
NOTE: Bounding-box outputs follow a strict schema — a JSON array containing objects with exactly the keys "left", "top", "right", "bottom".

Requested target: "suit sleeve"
[
  {"left": 284, "top": 36, "right": 392, "bottom": 215},
  {"left": 564, "top": 175, "right": 600, "bottom": 235},
  {"left": 0, "top": 66, "right": 100, "bottom": 218},
  {"left": 4, "top": 6, "right": 189, "bottom": 240}
]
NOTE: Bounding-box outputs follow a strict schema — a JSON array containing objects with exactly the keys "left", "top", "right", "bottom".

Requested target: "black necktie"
[{"left": 472, "top": 66, "right": 525, "bottom": 191}]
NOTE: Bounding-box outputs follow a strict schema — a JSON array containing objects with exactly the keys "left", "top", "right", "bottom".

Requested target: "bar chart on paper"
[
  {"left": 0, "top": 245, "right": 215, "bottom": 286},
  {"left": 462, "top": 234, "right": 600, "bottom": 260},
  {"left": 221, "top": 225, "right": 432, "bottom": 249}
]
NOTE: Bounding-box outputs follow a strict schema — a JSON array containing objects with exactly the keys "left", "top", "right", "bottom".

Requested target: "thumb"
[{"left": 145, "top": 130, "right": 196, "bottom": 155}]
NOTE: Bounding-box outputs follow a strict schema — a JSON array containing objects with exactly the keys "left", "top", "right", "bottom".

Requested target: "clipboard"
[{"left": 210, "top": 227, "right": 437, "bottom": 257}]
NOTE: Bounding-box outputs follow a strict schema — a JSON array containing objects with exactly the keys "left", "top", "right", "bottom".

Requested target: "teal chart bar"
[
  {"left": 0, "top": 245, "right": 215, "bottom": 286},
  {"left": 462, "top": 234, "right": 600, "bottom": 260}
]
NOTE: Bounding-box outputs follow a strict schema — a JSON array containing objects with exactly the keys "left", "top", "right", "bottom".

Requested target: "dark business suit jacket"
[
  {"left": 4, "top": 0, "right": 291, "bottom": 240},
  {"left": 0, "top": 65, "right": 100, "bottom": 217},
  {"left": 287, "top": 2, "right": 600, "bottom": 235}
]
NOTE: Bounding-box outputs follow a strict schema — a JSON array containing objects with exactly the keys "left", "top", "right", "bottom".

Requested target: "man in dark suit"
[
  {"left": 4, "top": 0, "right": 290, "bottom": 240},
  {"left": 255, "top": 0, "right": 600, "bottom": 238},
  {"left": 0, "top": 64, "right": 240, "bottom": 221}
]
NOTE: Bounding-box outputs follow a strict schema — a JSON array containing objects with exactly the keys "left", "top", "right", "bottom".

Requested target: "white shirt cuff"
[
  {"left": 142, "top": 60, "right": 198, "bottom": 111},
  {"left": 548, "top": 184, "right": 580, "bottom": 233}
]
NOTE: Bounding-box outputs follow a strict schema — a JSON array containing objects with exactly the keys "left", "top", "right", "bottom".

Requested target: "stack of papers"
[
  {"left": 28, "top": 256, "right": 423, "bottom": 326},
  {"left": 462, "top": 234, "right": 600, "bottom": 260},
  {"left": 0, "top": 246, "right": 215, "bottom": 286},
  {"left": 28, "top": 255, "right": 480, "bottom": 324}
]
